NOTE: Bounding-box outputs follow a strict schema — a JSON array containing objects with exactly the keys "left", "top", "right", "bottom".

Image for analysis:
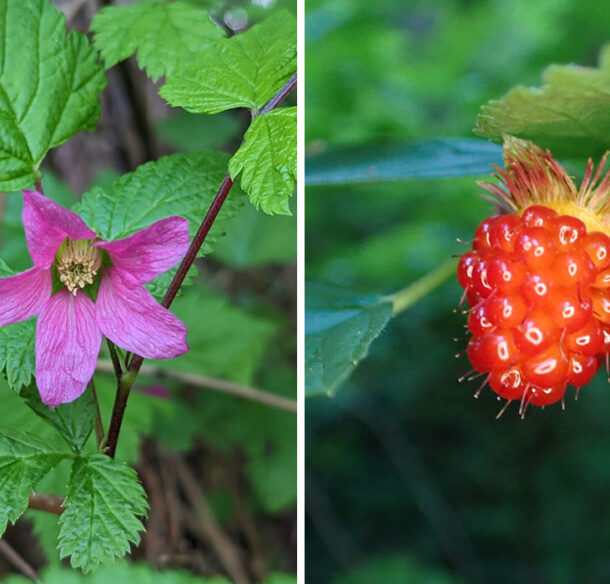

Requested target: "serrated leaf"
[
  {"left": 21, "top": 384, "right": 96, "bottom": 453},
  {"left": 0, "top": 319, "right": 36, "bottom": 392},
  {"left": 306, "top": 282, "right": 393, "bottom": 397},
  {"left": 92, "top": 1, "right": 224, "bottom": 82},
  {"left": 230, "top": 107, "right": 296, "bottom": 215},
  {"left": 0, "top": 427, "right": 68, "bottom": 536},
  {"left": 59, "top": 454, "right": 148, "bottom": 572},
  {"left": 76, "top": 151, "right": 244, "bottom": 254},
  {"left": 306, "top": 138, "right": 504, "bottom": 186},
  {"left": 0, "top": 0, "right": 106, "bottom": 191},
  {"left": 160, "top": 11, "right": 296, "bottom": 114},
  {"left": 0, "top": 257, "right": 35, "bottom": 394},
  {"left": 475, "top": 44, "right": 610, "bottom": 158}
]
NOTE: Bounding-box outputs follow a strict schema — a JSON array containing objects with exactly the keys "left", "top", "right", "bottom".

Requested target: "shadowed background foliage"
[{"left": 306, "top": 1, "right": 610, "bottom": 583}]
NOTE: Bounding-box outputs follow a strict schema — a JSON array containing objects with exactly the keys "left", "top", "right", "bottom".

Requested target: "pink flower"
[{"left": 0, "top": 190, "right": 190, "bottom": 407}]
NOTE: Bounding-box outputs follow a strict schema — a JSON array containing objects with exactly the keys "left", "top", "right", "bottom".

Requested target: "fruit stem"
[{"left": 388, "top": 259, "right": 458, "bottom": 315}]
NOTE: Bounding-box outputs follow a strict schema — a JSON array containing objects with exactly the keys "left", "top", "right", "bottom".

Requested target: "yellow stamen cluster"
[{"left": 56, "top": 239, "right": 102, "bottom": 295}]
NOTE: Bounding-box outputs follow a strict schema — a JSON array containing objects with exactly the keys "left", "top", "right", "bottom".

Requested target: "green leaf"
[
  {"left": 4, "top": 562, "right": 234, "bottom": 583},
  {"left": 0, "top": 427, "right": 68, "bottom": 536},
  {"left": 213, "top": 198, "right": 296, "bottom": 267},
  {"left": 0, "top": 378, "right": 73, "bottom": 556},
  {"left": 0, "top": 0, "right": 106, "bottom": 191},
  {"left": 306, "top": 138, "right": 504, "bottom": 186},
  {"left": 179, "top": 364, "right": 296, "bottom": 512},
  {"left": 92, "top": 1, "right": 224, "bottom": 82},
  {"left": 20, "top": 384, "right": 96, "bottom": 453},
  {"left": 334, "top": 554, "right": 460, "bottom": 584},
  {"left": 0, "top": 320, "right": 36, "bottom": 393},
  {"left": 247, "top": 434, "right": 296, "bottom": 512},
  {"left": 306, "top": 282, "right": 393, "bottom": 397},
  {"left": 263, "top": 575, "right": 297, "bottom": 584},
  {"left": 144, "top": 263, "right": 199, "bottom": 301},
  {"left": 0, "top": 379, "right": 60, "bottom": 439},
  {"left": 76, "top": 151, "right": 244, "bottom": 251},
  {"left": 27, "top": 508, "right": 62, "bottom": 568},
  {"left": 0, "top": 260, "right": 35, "bottom": 392},
  {"left": 230, "top": 107, "right": 296, "bottom": 215},
  {"left": 475, "top": 44, "right": 610, "bottom": 158},
  {"left": 167, "top": 287, "right": 278, "bottom": 384},
  {"left": 59, "top": 454, "right": 148, "bottom": 572},
  {"left": 160, "top": 11, "right": 297, "bottom": 113},
  {"left": 156, "top": 111, "right": 241, "bottom": 152}
]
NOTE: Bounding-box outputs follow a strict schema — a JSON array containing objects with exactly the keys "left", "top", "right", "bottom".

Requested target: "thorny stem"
[{"left": 104, "top": 73, "right": 298, "bottom": 459}]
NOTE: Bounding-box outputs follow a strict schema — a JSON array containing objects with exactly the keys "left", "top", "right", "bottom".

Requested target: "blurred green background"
[{"left": 305, "top": 1, "right": 610, "bottom": 583}]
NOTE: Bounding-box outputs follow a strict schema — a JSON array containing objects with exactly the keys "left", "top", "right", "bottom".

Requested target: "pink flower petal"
[
  {"left": 36, "top": 290, "right": 101, "bottom": 407},
  {"left": 95, "top": 268, "right": 188, "bottom": 359},
  {"left": 23, "top": 190, "right": 96, "bottom": 268},
  {"left": 0, "top": 268, "right": 52, "bottom": 326},
  {"left": 93, "top": 217, "right": 189, "bottom": 283}
]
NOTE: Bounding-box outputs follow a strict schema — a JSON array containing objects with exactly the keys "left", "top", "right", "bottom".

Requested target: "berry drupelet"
[{"left": 457, "top": 137, "right": 610, "bottom": 415}]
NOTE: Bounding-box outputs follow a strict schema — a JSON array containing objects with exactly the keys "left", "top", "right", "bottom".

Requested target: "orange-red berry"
[
  {"left": 458, "top": 138, "right": 610, "bottom": 414},
  {"left": 458, "top": 205, "right": 610, "bottom": 411}
]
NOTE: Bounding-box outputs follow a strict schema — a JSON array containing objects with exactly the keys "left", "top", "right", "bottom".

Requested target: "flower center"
[{"left": 56, "top": 239, "right": 102, "bottom": 295}]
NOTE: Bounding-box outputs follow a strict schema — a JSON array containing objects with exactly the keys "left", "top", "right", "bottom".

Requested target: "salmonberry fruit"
[{"left": 457, "top": 137, "right": 610, "bottom": 416}]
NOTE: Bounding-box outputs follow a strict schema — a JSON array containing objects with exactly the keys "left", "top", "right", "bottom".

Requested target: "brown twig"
[
  {"left": 28, "top": 494, "right": 64, "bottom": 515},
  {"left": 138, "top": 440, "right": 169, "bottom": 565},
  {"left": 156, "top": 445, "right": 183, "bottom": 547},
  {"left": 226, "top": 462, "right": 267, "bottom": 580},
  {"left": 96, "top": 360, "right": 297, "bottom": 413},
  {"left": 0, "top": 539, "right": 39, "bottom": 581},
  {"left": 173, "top": 456, "right": 251, "bottom": 584},
  {"left": 98, "top": 0, "right": 156, "bottom": 164}
]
